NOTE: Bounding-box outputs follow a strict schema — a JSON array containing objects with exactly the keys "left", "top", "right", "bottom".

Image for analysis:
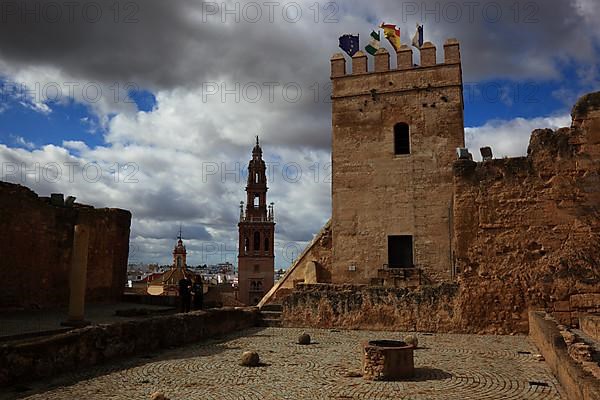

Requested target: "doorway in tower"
[
  {"left": 249, "top": 279, "right": 263, "bottom": 305},
  {"left": 387, "top": 235, "right": 413, "bottom": 268}
]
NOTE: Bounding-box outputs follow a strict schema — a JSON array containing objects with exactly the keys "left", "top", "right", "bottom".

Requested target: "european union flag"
[{"left": 339, "top": 34, "right": 360, "bottom": 57}]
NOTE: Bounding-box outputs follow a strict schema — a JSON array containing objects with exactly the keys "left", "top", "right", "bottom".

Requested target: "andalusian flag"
[
  {"left": 365, "top": 30, "right": 381, "bottom": 55},
  {"left": 380, "top": 23, "right": 401, "bottom": 51}
]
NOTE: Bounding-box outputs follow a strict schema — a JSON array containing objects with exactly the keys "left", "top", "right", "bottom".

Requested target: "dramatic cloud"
[{"left": 0, "top": 0, "right": 598, "bottom": 266}]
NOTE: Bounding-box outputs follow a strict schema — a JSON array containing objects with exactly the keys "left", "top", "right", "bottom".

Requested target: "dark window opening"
[
  {"left": 264, "top": 237, "right": 270, "bottom": 252},
  {"left": 388, "top": 235, "right": 413, "bottom": 268},
  {"left": 394, "top": 123, "right": 410, "bottom": 155},
  {"left": 244, "top": 237, "right": 249, "bottom": 254},
  {"left": 254, "top": 231, "right": 261, "bottom": 251}
]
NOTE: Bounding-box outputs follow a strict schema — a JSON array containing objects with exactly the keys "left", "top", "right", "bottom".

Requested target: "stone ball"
[
  {"left": 150, "top": 392, "right": 169, "bottom": 400},
  {"left": 404, "top": 334, "right": 418, "bottom": 348},
  {"left": 240, "top": 351, "right": 260, "bottom": 367},
  {"left": 298, "top": 333, "right": 311, "bottom": 345}
]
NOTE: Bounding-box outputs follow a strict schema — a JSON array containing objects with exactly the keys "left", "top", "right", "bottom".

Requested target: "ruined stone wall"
[
  {"left": 452, "top": 94, "right": 600, "bottom": 334},
  {"left": 282, "top": 283, "right": 460, "bottom": 332},
  {"left": 331, "top": 40, "right": 465, "bottom": 285},
  {"left": 0, "top": 182, "right": 131, "bottom": 309},
  {"left": 259, "top": 220, "right": 332, "bottom": 306},
  {"left": 529, "top": 311, "right": 600, "bottom": 400}
]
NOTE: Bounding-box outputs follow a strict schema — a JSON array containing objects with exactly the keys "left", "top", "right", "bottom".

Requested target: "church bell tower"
[{"left": 237, "top": 137, "right": 275, "bottom": 305}]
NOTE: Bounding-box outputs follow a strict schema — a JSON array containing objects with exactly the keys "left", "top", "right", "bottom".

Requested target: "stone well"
[{"left": 362, "top": 340, "right": 415, "bottom": 380}]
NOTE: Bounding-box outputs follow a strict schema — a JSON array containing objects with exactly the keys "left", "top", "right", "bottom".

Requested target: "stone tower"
[
  {"left": 238, "top": 137, "right": 275, "bottom": 305},
  {"left": 147, "top": 229, "right": 191, "bottom": 296},
  {"left": 173, "top": 227, "right": 187, "bottom": 269},
  {"left": 330, "top": 40, "right": 465, "bottom": 284}
]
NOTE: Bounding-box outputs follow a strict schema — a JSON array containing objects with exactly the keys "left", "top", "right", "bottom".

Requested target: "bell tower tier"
[{"left": 238, "top": 137, "right": 275, "bottom": 305}]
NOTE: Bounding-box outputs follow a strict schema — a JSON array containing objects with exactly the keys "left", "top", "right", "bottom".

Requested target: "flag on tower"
[
  {"left": 380, "top": 23, "right": 401, "bottom": 51},
  {"left": 365, "top": 30, "right": 381, "bottom": 56},
  {"left": 412, "top": 23, "right": 424, "bottom": 49},
  {"left": 339, "top": 34, "right": 360, "bottom": 57}
]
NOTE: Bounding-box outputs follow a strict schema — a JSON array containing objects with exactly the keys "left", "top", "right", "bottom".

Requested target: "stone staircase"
[{"left": 259, "top": 304, "right": 282, "bottom": 327}]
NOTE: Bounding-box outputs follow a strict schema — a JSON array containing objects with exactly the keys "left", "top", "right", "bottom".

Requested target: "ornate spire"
[{"left": 252, "top": 135, "right": 262, "bottom": 157}]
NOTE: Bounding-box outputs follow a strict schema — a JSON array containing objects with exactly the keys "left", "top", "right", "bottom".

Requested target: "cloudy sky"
[{"left": 0, "top": 0, "right": 599, "bottom": 267}]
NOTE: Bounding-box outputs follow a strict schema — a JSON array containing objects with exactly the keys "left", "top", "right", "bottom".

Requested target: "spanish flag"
[{"left": 380, "top": 23, "right": 401, "bottom": 51}]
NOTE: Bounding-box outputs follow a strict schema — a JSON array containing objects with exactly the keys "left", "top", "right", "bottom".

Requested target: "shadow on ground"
[{"left": 1, "top": 327, "right": 269, "bottom": 400}]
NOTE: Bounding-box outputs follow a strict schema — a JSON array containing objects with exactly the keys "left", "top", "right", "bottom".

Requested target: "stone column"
[{"left": 62, "top": 224, "right": 91, "bottom": 327}]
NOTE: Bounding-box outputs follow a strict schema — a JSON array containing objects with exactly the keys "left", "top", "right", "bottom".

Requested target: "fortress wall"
[
  {"left": 451, "top": 94, "right": 600, "bottom": 333},
  {"left": 277, "top": 93, "right": 600, "bottom": 335},
  {"left": 281, "top": 283, "right": 460, "bottom": 332},
  {"left": 0, "top": 181, "right": 131, "bottom": 309}
]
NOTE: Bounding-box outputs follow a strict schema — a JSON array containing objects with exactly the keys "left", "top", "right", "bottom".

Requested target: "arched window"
[
  {"left": 254, "top": 194, "right": 260, "bottom": 207},
  {"left": 255, "top": 173, "right": 259, "bottom": 183},
  {"left": 254, "top": 231, "right": 261, "bottom": 251},
  {"left": 176, "top": 257, "right": 181, "bottom": 268},
  {"left": 244, "top": 237, "right": 249, "bottom": 254},
  {"left": 264, "top": 236, "right": 270, "bottom": 252},
  {"left": 394, "top": 123, "right": 410, "bottom": 155}
]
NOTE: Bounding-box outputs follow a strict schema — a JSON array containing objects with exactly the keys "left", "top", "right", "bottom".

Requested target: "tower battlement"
[{"left": 331, "top": 39, "right": 462, "bottom": 99}]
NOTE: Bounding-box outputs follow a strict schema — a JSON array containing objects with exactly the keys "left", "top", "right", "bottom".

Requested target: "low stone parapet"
[
  {"left": 0, "top": 307, "right": 260, "bottom": 387},
  {"left": 281, "top": 283, "right": 460, "bottom": 332},
  {"left": 529, "top": 311, "right": 600, "bottom": 400}
]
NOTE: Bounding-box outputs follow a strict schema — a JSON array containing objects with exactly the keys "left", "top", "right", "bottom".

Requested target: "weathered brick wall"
[
  {"left": 331, "top": 41, "right": 465, "bottom": 285},
  {"left": 282, "top": 283, "right": 461, "bottom": 332},
  {"left": 452, "top": 94, "right": 600, "bottom": 333},
  {"left": 0, "top": 182, "right": 131, "bottom": 309}
]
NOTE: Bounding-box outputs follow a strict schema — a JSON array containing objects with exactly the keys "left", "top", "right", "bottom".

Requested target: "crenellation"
[
  {"left": 330, "top": 39, "right": 461, "bottom": 79},
  {"left": 396, "top": 45, "right": 413, "bottom": 70},
  {"left": 443, "top": 38, "right": 461, "bottom": 64},
  {"left": 330, "top": 53, "right": 346, "bottom": 78},
  {"left": 351, "top": 50, "right": 368, "bottom": 75},
  {"left": 419, "top": 41, "right": 436, "bottom": 67},
  {"left": 374, "top": 48, "right": 390, "bottom": 72}
]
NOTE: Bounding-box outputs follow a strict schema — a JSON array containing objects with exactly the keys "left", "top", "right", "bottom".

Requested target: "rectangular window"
[
  {"left": 394, "top": 123, "right": 410, "bottom": 155},
  {"left": 388, "top": 235, "right": 413, "bottom": 268}
]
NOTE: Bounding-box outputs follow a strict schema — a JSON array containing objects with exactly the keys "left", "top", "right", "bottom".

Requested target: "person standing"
[
  {"left": 192, "top": 275, "right": 204, "bottom": 310},
  {"left": 178, "top": 275, "right": 192, "bottom": 313}
]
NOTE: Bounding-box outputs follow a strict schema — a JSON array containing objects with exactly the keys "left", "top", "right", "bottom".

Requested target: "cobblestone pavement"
[{"left": 6, "top": 327, "right": 563, "bottom": 400}]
